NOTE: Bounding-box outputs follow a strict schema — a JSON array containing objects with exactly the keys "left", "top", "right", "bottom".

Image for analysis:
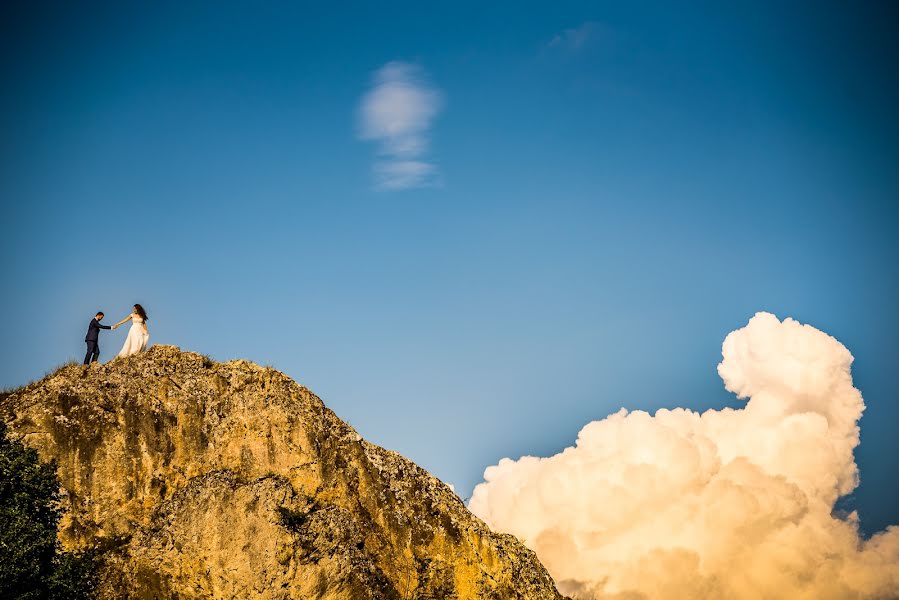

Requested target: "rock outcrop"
[{"left": 0, "top": 346, "right": 564, "bottom": 599}]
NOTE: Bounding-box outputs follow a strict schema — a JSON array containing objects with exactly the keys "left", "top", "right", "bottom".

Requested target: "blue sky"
[{"left": 2, "top": 1, "right": 897, "bottom": 534}]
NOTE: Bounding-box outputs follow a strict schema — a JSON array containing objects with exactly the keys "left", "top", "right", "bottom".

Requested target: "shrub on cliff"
[{"left": 0, "top": 421, "right": 98, "bottom": 599}]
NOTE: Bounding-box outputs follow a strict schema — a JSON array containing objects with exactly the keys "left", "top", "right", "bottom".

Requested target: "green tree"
[{"left": 0, "top": 421, "right": 98, "bottom": 599}]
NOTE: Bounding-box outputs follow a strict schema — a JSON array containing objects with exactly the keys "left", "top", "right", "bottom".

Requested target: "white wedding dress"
[{"left": 117, "top": 315, "right": 149, "bottom": 358}]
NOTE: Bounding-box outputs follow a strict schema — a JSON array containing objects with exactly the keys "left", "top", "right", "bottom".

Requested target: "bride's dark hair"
[{"left": 134, "top": 304, "right": 148, "bottom": 322}]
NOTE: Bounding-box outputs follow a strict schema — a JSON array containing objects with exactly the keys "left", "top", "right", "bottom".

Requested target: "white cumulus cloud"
[
  {"left": 470, "top": 312, "right": 899, "bottom": 599},
  {"left": 358, "top": 61, "right": 443, "bottom": 190}
]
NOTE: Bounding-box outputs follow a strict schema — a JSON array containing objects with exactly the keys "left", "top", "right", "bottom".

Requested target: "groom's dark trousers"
[
  {"left": 84, "top": 318, "right": 111, "bottom": 364},
  {"left": 84, "top": 341, "right": 100, "bottom": 364}
]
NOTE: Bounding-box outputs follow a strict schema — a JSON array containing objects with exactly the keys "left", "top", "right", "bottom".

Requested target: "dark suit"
[{"left": 84, "top": 317, "right": 111, "bottom": 364}]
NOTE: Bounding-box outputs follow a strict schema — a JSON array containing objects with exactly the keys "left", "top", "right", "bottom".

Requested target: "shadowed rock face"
[{"left": 0, "top": 346, "right": 564, "bottom": 600}]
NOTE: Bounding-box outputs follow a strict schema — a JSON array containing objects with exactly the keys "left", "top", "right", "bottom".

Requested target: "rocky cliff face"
[{"left": 0, "top": 346, "right": 563, "bottom": 600}]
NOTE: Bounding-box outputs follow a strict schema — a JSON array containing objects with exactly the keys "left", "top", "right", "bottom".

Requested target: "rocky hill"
[{"left": 0, "top": 346, "right": 564, "bottom": 599}]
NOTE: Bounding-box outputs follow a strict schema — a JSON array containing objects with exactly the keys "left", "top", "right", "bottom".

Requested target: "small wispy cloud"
[
  {"left": 358, "top": 61, "right": 443, "bottom": 191},
  {"left": 547, "top": 21, "right": 606, "bottom": 52}
]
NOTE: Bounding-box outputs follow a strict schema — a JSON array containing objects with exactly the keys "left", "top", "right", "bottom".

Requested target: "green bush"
[{"left": 0, "top": 421, "right": 99, "bottom": 599}]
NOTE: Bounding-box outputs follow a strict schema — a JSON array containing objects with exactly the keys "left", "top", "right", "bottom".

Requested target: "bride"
[{"left": 113, "top": 304, "right": 150, "bottom": 358}]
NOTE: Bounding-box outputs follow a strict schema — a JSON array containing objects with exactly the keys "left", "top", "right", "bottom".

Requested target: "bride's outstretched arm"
[{"left": 112, "top": 315, "right": 132, "bottom": 329}]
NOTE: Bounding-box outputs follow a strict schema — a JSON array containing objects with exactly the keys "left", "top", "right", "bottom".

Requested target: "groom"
[{"left": 84, "top": 311, "right": 112, "bottom": 366}]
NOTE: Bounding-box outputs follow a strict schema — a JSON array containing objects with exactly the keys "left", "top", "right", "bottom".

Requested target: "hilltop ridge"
[{"left": 0, "top": 345, "right": 563, "bottom": 599}]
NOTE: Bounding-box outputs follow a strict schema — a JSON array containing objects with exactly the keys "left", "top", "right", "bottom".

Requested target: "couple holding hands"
[{"left": 83, "top": 303, "right": 150, "bottom": 367}]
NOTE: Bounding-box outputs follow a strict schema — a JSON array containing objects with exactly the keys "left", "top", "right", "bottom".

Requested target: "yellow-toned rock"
[{"left": 1, "top": 346, "right": 565, "bottom": 599}]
